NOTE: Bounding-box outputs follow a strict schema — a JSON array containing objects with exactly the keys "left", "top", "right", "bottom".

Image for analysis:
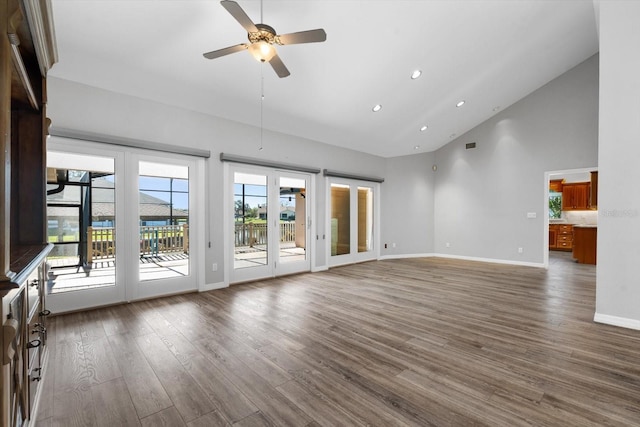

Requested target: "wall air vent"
[{"left": 465, "top": 142, "right": 477, "bottom": 149}]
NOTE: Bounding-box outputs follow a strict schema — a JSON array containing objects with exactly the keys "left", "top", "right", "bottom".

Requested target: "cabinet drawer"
[
  {"left": 557, "top": 235, "right": 573, "bottom": 242},
  {"left": 557, "top": 225, "right": 573, "bottom": 233},
  {"left": 557, "top": 241, "right": 573, "bottom": 249},
  {"left": 27, "top": 302, "right": 43, "bottom": 371},
  {"left": 26, "top": 266, "right": 41, "bottom": 319}
]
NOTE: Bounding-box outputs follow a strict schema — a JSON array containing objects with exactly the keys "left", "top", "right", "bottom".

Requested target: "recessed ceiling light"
[
  {"left": 456, "top": 100, "right": 465, "bottom": 107},
  {"left": 420, "top": 125, "right": 428, "bottom": 132},
  {"left": 372, "top": 104, "right": 382, "bottom": 112},
  {"left": 414, "top": 145, "right": 420, "bottom": 150},
  {"left": 493, "top": 106, "right": 501, "bottom": 112},
  {"left": 411, "top": 70, "right": 422, "bottom": 79},
  {"left": 450, "top": 133, "right": 457, "bottom": 139}
]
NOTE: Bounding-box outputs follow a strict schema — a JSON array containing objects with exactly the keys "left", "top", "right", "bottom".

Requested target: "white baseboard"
[
  {"left": 312, "top": 265, "right": 329, "bottom": 272},
  {"left": 434, "top": 253, "right": 545, "bottom": 268},
  {"left": 379, "top": 253, "right": 436, "bottom": 260},
  {"left": 379, "top": 252, "right": 544, "bottom": 268},
  {"left": 200, "top": 281, "right": 227, "bottom": 292},
  {"left": 594, "top": 312, "right": 640, "bottom": 331}
]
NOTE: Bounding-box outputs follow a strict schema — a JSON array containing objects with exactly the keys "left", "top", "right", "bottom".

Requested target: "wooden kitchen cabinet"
[
  {"left": 549, "top": 226, "right": 558, "bottom": 249},
  {"left": 549, "top": 224, "right": 573, "bottom": 251},
  {"left": 590, "top": 171, "right": 598, "bottom": 209},
  {"left": 562, "top": 183, "right": 590, "bottom": 210},
  {"left": 573, "top": 226, "right": 597, "bottom": 264}
]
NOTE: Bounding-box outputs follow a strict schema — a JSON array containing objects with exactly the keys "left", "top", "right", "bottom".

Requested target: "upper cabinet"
[
  {"left": 549, "top": 179, "right": 564, "bottom": 193},
  {"left": 562, "top": 182, "right": 591, "bottom": 210},
  {"left": 590, "top": 171, "right": 598, "bottom": 209}
]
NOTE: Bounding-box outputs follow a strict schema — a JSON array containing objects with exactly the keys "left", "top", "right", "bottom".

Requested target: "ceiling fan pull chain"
[{"left": 260, "top": 65, "right": 264, "bottom": 151}]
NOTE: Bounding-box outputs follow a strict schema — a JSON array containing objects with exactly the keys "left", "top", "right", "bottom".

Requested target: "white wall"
[
  {"left": 595, "top": 1, "right": 640, "bottom": 329},
  {"left": 432, "top": 54, "right": 599, "bottom": 265},
  {"left": 47, "top": 77, "right": 386, "bottom": 286}
]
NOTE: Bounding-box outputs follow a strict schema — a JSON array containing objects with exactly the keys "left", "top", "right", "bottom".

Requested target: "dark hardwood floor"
[{"left": 36, "top": 254, "right": 640, "bottom": 426}]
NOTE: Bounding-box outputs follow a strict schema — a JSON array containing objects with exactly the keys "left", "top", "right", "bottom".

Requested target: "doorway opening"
[{"left": 544, "top": 167, "right": 598, "bottom": 268}]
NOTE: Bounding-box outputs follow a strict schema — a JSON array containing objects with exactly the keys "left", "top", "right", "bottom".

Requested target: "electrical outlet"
[
  {"left": 212, "top": 263, "right": 218, "bottom": 272},
  {"left": 384, "top": 243, "right": 388, "bottom": 249},
  {"left": 518, "top": 247, "right": 523, "bottom": 253},
  {"left": 446, "top": 242, "right": 450, "bottom": 248},
  {"left": 392, "top": 243, "right": 396, "bottom": 248}
]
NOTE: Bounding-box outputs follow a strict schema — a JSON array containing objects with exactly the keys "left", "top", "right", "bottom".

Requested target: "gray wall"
[
  {"left": 596, "top": 1, "right": 640, "bottom": 327},
  {"left": 432, "top": 54, "right": 599, "bottom": 265},
  {"left": 381, "top": 152, "right": 435, "bottom": 257},
  {"left": 47, "top": 77, "right": 386, "bottom": 285}
]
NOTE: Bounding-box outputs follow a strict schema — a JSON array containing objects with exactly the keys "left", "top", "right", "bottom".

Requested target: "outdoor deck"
[
  {"left": 47, "top": 243, "right": 305, "bottom": 294},
  {"left": 47, "top": 253, "right": 190, "bottom": 294}
]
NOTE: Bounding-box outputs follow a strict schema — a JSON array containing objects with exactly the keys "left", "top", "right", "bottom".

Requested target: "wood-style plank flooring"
[{"left": 35, "top": 253, "right": 640, "bottom": 426}]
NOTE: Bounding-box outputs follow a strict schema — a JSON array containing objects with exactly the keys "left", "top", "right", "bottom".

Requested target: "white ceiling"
[{"left": 49, "top": 0, "right": 599, "bottom": 158}]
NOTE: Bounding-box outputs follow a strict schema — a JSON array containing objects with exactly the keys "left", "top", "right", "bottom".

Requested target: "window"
[{"left": 549, "top": 191, "right": 562, "bottom": 219}]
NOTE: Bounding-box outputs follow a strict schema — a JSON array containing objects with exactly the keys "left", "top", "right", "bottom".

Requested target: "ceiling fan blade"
[
  {"left": 203, "top": 43, "right": 248, "bottom": 60},
  {"left": 220, "top": 0, "right": 258, "bottom": 33},
  {"left": 269, "top": 54, "right": 290, "bottom": 78},
  {"left": 277, "top": 29, "right": 327, "bottom": 45}
]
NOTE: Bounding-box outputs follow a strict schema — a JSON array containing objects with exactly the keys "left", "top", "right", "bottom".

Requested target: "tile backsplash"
[{"left": 563, "top": 210, "right": 598, "bottom": 225}]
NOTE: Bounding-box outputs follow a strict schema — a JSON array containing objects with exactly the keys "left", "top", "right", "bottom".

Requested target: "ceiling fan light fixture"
[{"left": 249, "top": 41, "right": 276, "bottom": 62}]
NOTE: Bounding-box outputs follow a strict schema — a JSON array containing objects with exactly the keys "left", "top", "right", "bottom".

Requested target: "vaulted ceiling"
[{"left": 49, "top": 0, "right": 599, "bottom": 158}]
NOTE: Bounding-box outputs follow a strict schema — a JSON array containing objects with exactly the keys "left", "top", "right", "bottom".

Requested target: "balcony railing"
[
  {"left": 235, "top": 222, "right": 295, "bottom": 247},
  {"left": 88, "top": 224, "right": 189, "bottom": 261}
]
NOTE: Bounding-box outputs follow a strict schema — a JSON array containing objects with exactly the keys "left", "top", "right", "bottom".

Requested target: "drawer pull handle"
[
  {"left": 27, "top": 339, "right": 41, "bottom": 349},
  {"left": 32, "top": 326, "right": 46, "bottom": 335},
  {"left": 29, "top": 280, "right": 39, "bottom": 288},
  {"left": 32, "top": 376, "right": 42, "bottom": 382}
]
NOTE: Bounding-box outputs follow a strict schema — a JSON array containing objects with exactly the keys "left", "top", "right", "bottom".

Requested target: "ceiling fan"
[{"left": 203, "top": 0, "right": 327, "bottom": 78}]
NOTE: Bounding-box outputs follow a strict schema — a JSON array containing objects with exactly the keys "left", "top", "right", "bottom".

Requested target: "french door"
[
  {"left": 46, "top": 138, "right": 203, "bottom": 313},
  {"left": 228, "top": 164, "right": 312, "bottom": 283},
  {"left": 328, "top": 178, "right": 379, "bottom": 267}
]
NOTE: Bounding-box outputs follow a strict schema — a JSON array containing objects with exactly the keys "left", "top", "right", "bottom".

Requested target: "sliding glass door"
[
  {"left": 46, "top": 138, "right": 203, "bottom": 313},
  {"left": 328, "top": 178, "right": 379, "bottom": 267},
  {"left": 229, "top": 165, "right": 312, "bottom": 283}
]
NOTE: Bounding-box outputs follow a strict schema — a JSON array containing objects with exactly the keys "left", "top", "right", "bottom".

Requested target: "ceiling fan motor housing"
[{"left": 249, "top": 24, "right": 279, "bottom": 45}]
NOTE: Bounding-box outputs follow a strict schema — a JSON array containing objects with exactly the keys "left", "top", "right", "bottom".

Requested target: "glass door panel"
[
  {"left": 138, "top": 161, "right": 190, "bottom": 282},
  {"left": 233, "top": 172, "right": 270, "bottom": 282},
  {"left": 358, "top": 187, "right": 374, "bottom": 253},
  {"left": 279, "top": 176, "right": 306, "bottom": 264},
  {"left": 275, "top": 173, "right": 311, "bottom": 276},
  {"left": 46, "top": 148, "right": 122, "bottom": 312},
  {"left": 331, "top": 184, "right": 351, "bottom": 256}
]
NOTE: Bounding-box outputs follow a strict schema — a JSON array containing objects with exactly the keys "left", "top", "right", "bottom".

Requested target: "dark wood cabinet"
[{"left": 1, "top": 1, "right": 57, "bottom": 425}]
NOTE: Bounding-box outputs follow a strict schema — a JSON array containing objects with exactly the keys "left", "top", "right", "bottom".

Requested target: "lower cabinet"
[
  {"left": 573, "top": 226, "right": 597, "bottom": 264},
  {"left": 1, "top": 245, "right": 52, "bottom": 426},
  {"left": 549, "top": 224, "right": 573, "bottom": 251}
]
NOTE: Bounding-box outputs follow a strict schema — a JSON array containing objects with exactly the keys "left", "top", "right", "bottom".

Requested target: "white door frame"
[
  {"left": 326, "top": 177, "right": 381, "bottom": 267},
  {"left": 46, "top": 137, "right": 205, "bottom": 313},
  {"left": 224, "top": 163, "right": 314, "bottom": 284}
]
